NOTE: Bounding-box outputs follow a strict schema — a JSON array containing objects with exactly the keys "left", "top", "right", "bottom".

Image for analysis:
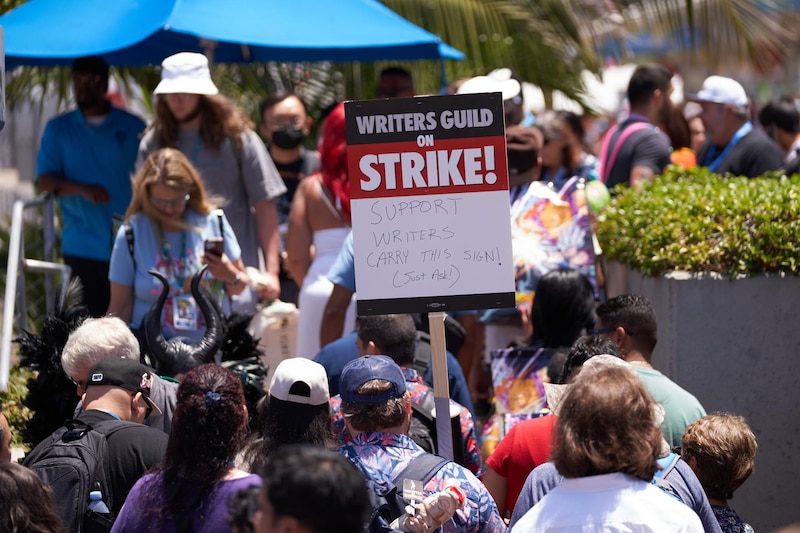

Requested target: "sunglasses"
[
  {"left": 131, "top": 392, "right": 154, "bottom": 419},
  {"left": 150, "top": 193, "right": 190, "bottom": 210}
]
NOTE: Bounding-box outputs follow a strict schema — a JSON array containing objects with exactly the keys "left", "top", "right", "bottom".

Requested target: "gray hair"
[{"left": 61, "top": 317, "right": 140, "bottom": 381}]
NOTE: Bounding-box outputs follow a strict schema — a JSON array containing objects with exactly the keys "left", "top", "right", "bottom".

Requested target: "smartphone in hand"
[{"left": 204, "top": 237, "right": 224, "bottom": 257}]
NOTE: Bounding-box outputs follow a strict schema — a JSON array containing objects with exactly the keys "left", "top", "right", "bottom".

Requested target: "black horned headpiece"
[{"left": 143, "top": 266, "right": 223, "bottom": 377}]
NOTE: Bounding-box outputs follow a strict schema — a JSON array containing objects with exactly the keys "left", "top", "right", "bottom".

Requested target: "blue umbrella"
[{"left": 0, "top": 0, "right": 463, "bottom": 67}]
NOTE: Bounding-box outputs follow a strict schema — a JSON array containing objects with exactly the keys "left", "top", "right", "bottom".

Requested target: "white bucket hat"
[
  {"left": 457, "top": 75, "right": 521, "bottom": 102},
  {"left": 154, "top": 52, "right": 219, "bottom": 96}
]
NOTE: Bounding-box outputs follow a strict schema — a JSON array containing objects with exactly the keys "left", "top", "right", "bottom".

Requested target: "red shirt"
[{"left": 485, "top": 414, "right": 558, "bottom": 514}]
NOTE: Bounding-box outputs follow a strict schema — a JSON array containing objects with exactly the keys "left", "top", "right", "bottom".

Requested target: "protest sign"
[{"left": 345, "top": 93, "right": 515, "bottom": 315}]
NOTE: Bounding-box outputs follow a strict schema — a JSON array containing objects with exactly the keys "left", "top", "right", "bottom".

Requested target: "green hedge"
[
  {"left": 0, "top": 366, "right": 33, "bottom": 449},
  {"left": 596, "top": 166, "right": 800, "bottom": 278}
]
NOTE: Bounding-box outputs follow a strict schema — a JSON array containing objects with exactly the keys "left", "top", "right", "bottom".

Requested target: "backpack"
[
  {"left": 651, "top": 451, "right": 683, "bottom": 503},
  {"left": 368, "top": 453, "right": 450, "bottom": 533},
  {"left": 597, "top": 121, "right": 653, "bottom": 182},
  {"left": 22, "top": 418, "right": 140, "bottom": 533},
  {"left": 408, "top": 388, "right": 465, "bottom": 468}
]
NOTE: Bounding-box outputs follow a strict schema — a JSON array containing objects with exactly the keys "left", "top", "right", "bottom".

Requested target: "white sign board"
[{"left": 345, "top": 93, "right": 515, "bottom": 314}]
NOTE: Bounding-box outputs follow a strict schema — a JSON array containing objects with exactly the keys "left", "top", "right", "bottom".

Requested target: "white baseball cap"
[
  {"left": 154, "top": 52, "right": 219, "bottom": 96},
  {"left": 688, "top": 75, "right": 747, "bottom": 108},
  {"left": 269, "top": 358, "right": 330, "bottom": 406}
]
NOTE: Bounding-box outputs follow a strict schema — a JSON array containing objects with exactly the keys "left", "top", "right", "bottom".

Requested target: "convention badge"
[
  {"left": 173, "top": 294, "right": 198, "bottom": 330},
  {"left": 402, "top": 478, "right": 425, "bottom": 503}
]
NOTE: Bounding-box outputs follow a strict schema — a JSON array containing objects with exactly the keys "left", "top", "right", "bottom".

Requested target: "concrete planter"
[{"left": 605, "top": 261, "right": 800, "bottom": 531}]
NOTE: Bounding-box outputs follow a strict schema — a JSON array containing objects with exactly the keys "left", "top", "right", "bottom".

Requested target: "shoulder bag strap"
[{"left": 600, "top": 122, "right": 651, "bottom": 183}]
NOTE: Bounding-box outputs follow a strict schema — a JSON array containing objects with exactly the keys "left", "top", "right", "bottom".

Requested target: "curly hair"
[
  {"left": 681, "top": 413, "right": 757, "bottom": 501},
  {"left": 552, "top": 366, "right": 663, "bottom": 481},
  {"left": 127, "top": 147, "right": 222, "bottom": 232},
  {"left": 140, "top": 363, "right": 248, "bottom": 527},
  {"left": 0, "top": 462, "right": 65, "bottom": 533},
  {"left": 560, "top": 335, "right": 622, "bottom": 384},
  {"left": 152, "top": 94, "right": 254, "bottom": 153},
  {"left": 318, "top": 103, "right": 350, "bottom": 224}
]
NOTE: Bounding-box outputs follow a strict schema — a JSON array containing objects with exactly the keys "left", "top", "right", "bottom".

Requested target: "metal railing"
[{"left": 1, "top": 193, "right": 70, "bottom": 390}]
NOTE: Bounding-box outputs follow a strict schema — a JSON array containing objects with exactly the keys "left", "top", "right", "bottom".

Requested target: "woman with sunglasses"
[{"left": 107, "top": 148, "right": 247, "bottom": 345}]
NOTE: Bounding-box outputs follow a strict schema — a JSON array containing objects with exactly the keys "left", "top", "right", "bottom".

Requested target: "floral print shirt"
[
  {"left": 713, "top": 505, "right": 755, "bottom": 533},
  {"left": 339, "top": 432, "right": 506, "bottom": 533},
  {"left": 330, "top": 367, "right": 482, "bottom": 475}
]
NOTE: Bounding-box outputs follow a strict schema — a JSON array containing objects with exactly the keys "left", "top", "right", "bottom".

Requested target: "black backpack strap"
[
  {"left": 392, "top": 453, "right": 449, "bottom": 489},
  {"left": 413, "top": 332, "right": 432, "bottom": 382},
  {"left": 81, "top": 419, "right": 143, "bottom": 511},
  {"left": 124, "top": 222, "right": 136, "bottom": 272}
]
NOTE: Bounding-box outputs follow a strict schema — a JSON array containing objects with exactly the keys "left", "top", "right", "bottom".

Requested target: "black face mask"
[{"left": 271, "top": 125, "right": 305, "bottom": 149}]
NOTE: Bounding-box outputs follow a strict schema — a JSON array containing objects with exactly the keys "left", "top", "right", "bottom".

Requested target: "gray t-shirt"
[{"left": 137, "top": 129, "right": 287, "bottom": 268}]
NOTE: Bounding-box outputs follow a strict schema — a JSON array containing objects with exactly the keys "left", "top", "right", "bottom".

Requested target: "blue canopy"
[{"left": 0, "top": 0, "right": 463, "bottom": 67}]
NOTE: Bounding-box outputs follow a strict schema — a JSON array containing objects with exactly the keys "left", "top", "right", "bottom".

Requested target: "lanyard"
[
  {"left": 189, "top": 135, "right": 203, "bottom": 163},
  {"left": 545, "top": 167, "right": 567, "bottom": 189},
  {"left": 703, "top": 122, "right": 752, "bottom": 171}
]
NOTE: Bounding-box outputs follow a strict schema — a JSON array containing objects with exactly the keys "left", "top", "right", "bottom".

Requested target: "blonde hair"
[{"left": 127, "top": 148, "right": 221, "bottom": 231}]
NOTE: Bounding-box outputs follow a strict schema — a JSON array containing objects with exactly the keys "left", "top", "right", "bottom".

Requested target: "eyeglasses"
[
  {"left": 150, "top": 193, "right": 190, "bottom": 210},
  {"left": 69, "top": 376, "right": 86, "bottom": 390},
  {"left": 267, "top": 117, "right": 303, "bottom": 131},
  {"left": 589, "top": 325, "right": 635, "bottom": 336}
]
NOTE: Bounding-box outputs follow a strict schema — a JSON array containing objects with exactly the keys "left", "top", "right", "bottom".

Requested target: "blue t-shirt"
[
  {"left": 108, "top": 209, "right": 240, "bottom": 342},
  {"left": 36, "top": 107, "right": 145, "bottom": 261},
  {"left": 327, "top": 230, "right": 356, "bottom": 291}
]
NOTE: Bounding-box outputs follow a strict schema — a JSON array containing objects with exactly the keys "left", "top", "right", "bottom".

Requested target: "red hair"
[{"left": 319, "top": 103, "right": 351, "bottom": 224}]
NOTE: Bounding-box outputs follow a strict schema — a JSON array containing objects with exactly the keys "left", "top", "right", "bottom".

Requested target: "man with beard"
[
  {"left": 598, "top": 64, "right": 674, "bottom": 189},
  {"left": 36, "top": 56, "right": 145, "bottom": 317},
  {"left": 259, "top": 91, "right": 320, "bottom": 303}
]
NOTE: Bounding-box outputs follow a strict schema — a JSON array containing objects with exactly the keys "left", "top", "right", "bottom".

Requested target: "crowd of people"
[{"left": 2, "top": 51, "right": 797, "bottom": 532}]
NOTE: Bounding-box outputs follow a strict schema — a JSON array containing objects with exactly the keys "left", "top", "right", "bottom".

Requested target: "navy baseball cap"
[{"left": 340, "top": 355, "right": 406, "bottom": 404}]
